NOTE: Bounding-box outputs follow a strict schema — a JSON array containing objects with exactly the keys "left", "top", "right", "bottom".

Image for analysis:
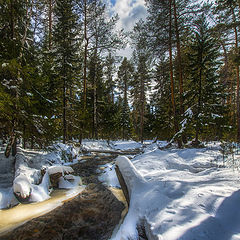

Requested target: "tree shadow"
[{"left": 179, "top": 190, "right": 240, "bottom": 240}]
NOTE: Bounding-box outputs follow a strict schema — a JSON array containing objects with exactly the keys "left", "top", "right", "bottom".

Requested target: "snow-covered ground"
[
  {"left": 0, "top": 143, "right": 84, "bottom": 209},
  {"left": 2, "top": 139, "right": 240, "bottom": 240},
  {"left": 99, "top": 142, "right": 240, "bottom": 240},
  {"left": 112, "top": 140, "right": 143, "bottom": 151},
  {"left": 0, "top": 139, "right": 141, "bottom": 209}
]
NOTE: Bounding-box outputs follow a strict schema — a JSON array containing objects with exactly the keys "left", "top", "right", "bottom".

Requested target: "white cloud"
[
  {"left": 108, "top": 0, "right": 147, "bottom": 58},
  {"left": 113, "top": 0, "right": 147, "bottom": 32}
]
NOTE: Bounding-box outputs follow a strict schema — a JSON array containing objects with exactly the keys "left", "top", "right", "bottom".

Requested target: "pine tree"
[
  {"left": 150, "top": 58, "right": 173, "bottom": 140},
  {"left": 117, "top": 57, "right": 133, "bottom": 139},
  {"left": 53, "top": 0, "right": 79, "bottom": 143},
  {"left": 131, "top": 20, "right": 151, "bottom": 143},
  {"left": 185, "top": 15, "right": 225, "bottom": 144},
  {"left": 0, "top": 0, "right": 46, "bottom": 155},
  {"left": 214, "top": 0, "right": 240, "bottom": 142}
]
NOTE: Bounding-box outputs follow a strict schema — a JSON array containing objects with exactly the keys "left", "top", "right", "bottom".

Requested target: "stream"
[{"left": 0, "top": 154, "right": 128, "bottom": 240}]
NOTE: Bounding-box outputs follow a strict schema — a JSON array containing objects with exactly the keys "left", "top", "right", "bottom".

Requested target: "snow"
[
  {"left": 112, "top": 141, "right": 142, "bottom": 151},
  {"left": 0, "top": 143, "right": 83, "bottom": 209},
  {"left": 111, "top": 143, "right": 240, "bottom": 240},
  {"left": 48, "top": 165, "right": 74, "bottom": 175},
  {"left": 98, "top": 163, "right": 120, "bottom": 188},
  {"left": 13, "top": 175, "right": 31, "bottom": 199},
  {"left": 58, "top": 175, "right": 82, "bottom": 189},
  {"left": 81, "top": 139, "right": 113, "bottom": 151},
  {"left": 1, "top": 63, "right": 9, "bottom": 68},
  {"left": 0, "top": 188, "right": 15, "bottom": 210},
  {"left": 2, "top": 139, "right": 240, "bottom": 240}
]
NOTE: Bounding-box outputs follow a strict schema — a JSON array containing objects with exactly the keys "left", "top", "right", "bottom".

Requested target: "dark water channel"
[{"left": 0, "top": 154, "right": 127, "bottom": 240}]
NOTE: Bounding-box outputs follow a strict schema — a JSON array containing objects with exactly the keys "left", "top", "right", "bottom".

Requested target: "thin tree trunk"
[
  {"left": 140, "top": 79, "right": 144, "bottom": 144},
  {"left": 10, "top": 0, "right": 15, "bottom": 40},
  {"left": 195, "top": 68, "right": 202, "bottom": 145},
  {"left": 168, "top": 0, "right": 182, "bottom": 148},
  {"left": 93, "top": 10, "right": 99, "bottom": 139},
  {"left": 83, "top": 0, "right": 88, "bottom": 109},
  {"left": 48, "top": 0, "right": 53, "bottom": 50},
  {"left": 231, "top": 6, "right": 240, "bottom": 142},
  {"left": 123, "top": 71, "right": 128, "bottom": 140},
  {"left": 63, "top": 54, "right": 67, "bottom": 143},
  {"left": 173, "top": 0, "right": 186, "bottom": 144},
  {"left": 140, "top": 59, "right": 145, "bottom": 144},
  {"left": 63, "top": 77, "right": 67, "bottom": 144},
  {"left": 5, "top": 130, "right": 16, "bottom": 158},
  {"left": 93, "top": 60, "right": 98, "bottom": 139}
]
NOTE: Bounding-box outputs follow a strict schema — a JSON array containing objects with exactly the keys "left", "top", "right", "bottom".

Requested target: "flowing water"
[
  {"left": 0, "top": 153, "right": 129, "bottom": 240},
  {"left": 0, "top": 186, "right": 85, "bottom": 236}
]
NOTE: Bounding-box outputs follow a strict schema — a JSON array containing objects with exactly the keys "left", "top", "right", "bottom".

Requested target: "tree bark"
[
  {"left": 92, "top": 9, "right": 99, "bottom": 139},
  {"left": 173, "top": 0, "right": 186, "bottom": 144},
  {"left": 93, "top": 57, "right": 98, "bottom": 139},
  {"left": 83, "top": 0, "right": 88, "bottom": 110},
  {"left": 195, "top": 67, "right": 202, "bottom": 145},
  {"left": 63, "top": 56, "right": 67, "bottom": 144},
  {"left": 123, "top": 69, "right": 128, "bottom": 140},
  {"left": 48, "top": 0, "right": 53, "bottom": 50},
  {"left": 140, "top": 64, "right": 145, "bottom": 144},
  {"left": 5, "top": 131, "right": 16, "bottom": 158},
  {"left": 168, "top": 0, "right": 182, "bottom": 148},
  {"left": 231, "top": 6, "right": 240, "bottom": 142}
]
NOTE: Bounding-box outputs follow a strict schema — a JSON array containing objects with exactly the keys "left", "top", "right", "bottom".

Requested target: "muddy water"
[
  {"left": 109, "top": 187, "right": 128, "bottom": 219},
  {"left": 0, "top": 186, "right": 85, "bottom": 236},
  {"left": 0, "top": 154, "right": 127, "bottom": 240}
]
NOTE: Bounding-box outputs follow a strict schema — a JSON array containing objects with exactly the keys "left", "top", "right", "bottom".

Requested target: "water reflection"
[{"left": 0, "top": 186, "right": 85, "bottom": 235}]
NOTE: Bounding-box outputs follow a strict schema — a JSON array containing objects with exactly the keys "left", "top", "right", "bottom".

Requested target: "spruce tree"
[
  {"left": 53, "top": 0, "right": 79, "bottom": 143},
  {"left": 131, "top": 20, "right": 151, "bottom": 143},
  {"left": 185, "top": 15, "right": 225, "bottom": 144},
  {"left": 0, "top": 0, "right": 47, "bottom": 154},
  {"left": 117, "top": 57, "right": 133, "bottom": 139}
]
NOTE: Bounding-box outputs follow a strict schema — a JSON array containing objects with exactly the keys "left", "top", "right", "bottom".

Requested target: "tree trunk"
[
  {"left": 231, "top": 7, "right": 240, "bottom": 142},
  {"left": 5, "top": 131, "right": 16, "bottom": 158},
  {"left": 173, "top": 0, "right": 186, "bottom": 144},
  {"left": 168, "top": 0, "right": 182, "bottom": 148},
  {"left": 140, "top": 64, "right": 145, "bottom": 144},
  {"left": 195, "top": 68, "right": 202, "bottom": 145},
  {"left": 123, "top": 71, "right": 128, "bottom": 140},
  {"left": 93, "top": 66, "right": 98, "bottom": 139},
  {"left": 12, "top": 137, "right": 17, "bottom": 156},
  {"left": 63, "top": 73, "right": 67, "bottom": 144},
  {"left": 48, "top": 0, "right": 53, "bottom": 50},
  {"left": 83, "top": 0, "right": 88, "bottom": 110},
  {"left": 92, "top": 12, "right": 99, "bottom": 139}
]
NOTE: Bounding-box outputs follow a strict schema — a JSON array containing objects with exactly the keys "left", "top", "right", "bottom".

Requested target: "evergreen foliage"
[{"left": 0, "top": 0, "right": 239, "bottom": 152}]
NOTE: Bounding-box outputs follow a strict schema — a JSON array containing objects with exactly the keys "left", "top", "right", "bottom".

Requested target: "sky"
[{"left": 108, "top": 0, "right": 148, "bottom": 58}]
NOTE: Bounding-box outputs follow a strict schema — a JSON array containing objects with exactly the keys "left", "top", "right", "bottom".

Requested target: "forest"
[{"left": 0, "top": 0, "right": 240, "bottom": 154}]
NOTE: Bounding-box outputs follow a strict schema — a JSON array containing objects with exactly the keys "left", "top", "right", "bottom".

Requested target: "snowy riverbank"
[
  {"left": 98, "top": 142, "right": 240, "bottom": 240},
  {"left": 0, "top": 140, "right": 142, "bottom": 209}
]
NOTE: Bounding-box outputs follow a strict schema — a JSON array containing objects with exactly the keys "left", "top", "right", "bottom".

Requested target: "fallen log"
[
  {"left": 115, "top": 156, "right": 146, "bottom": 208},
  {"left": 82, "top": 148, "right": 141, "bottom": 155},
  {"left": 115, "top": 165, "right": 130, "bottom": 207}
]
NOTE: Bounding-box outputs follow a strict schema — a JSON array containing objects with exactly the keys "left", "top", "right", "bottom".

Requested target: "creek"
[
  {"left": 0, "top": 154, "right": 128, "bottom": 240},
  {"left": 0, "top": 187, "right": 85, "bottom": 236}
]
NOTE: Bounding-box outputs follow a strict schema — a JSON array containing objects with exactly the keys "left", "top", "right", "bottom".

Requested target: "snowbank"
[
  {"left": 81, "top": 139, "right": 113, "bottom": 151},
  {"left": 112, "top": 144, "right": 240, "bottom": 240},
  {"left": 0, "top": 143, "right": 83, "bottom": 209},
  {"left": 98, "top": 163, "right": 120, "bottom": 188},
  {"left": 112, "top": 141, "right": 143, "bottom": 151}
]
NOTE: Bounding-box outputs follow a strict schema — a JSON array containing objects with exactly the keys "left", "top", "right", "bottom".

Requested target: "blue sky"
[{"left": 110, "top": 0, "right": 116, "bottom": 5}]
